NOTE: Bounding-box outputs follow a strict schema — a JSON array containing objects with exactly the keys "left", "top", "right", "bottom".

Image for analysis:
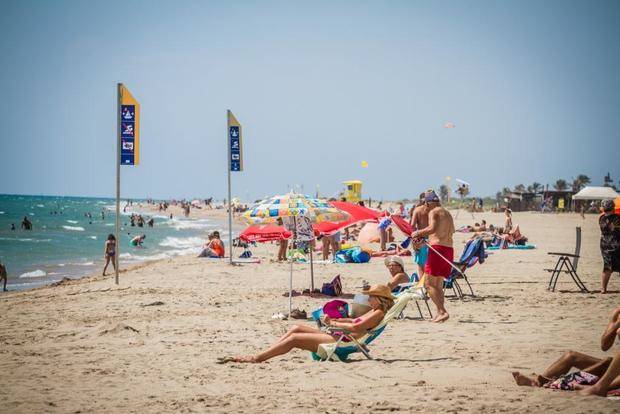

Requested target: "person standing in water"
[
  {"left": 0, "top": 261, "right": 7, "bottom": 292},
  {"left": 102, "top": 234, "right": 117, "bottom": 276}
]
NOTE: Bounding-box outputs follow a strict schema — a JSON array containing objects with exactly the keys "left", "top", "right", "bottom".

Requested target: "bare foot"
[
  {"left": 512, "top": 371, "right": 540, "bottom": 387},
  {"left": 578, "top": 385, "right": 606, "bottom": 397},
  {"left": 433, "top": 313, "right": 449, "bottom": 323},
  {"left": 233, "top": 355, "right": 259, "bottom": 363}
]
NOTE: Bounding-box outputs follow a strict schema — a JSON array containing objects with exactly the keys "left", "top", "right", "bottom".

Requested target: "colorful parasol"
[
  {"left": 242, "top": 193, "right": 349, "bottom": 225},
  {"left": 239, "top": 225, "right": 292, "bottom": 243}
]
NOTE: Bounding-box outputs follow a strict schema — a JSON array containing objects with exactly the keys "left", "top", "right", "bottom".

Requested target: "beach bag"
[
  {"left": 322, "top": 299, "right": 349, "bottom": 318},
  {"left": 321, "top": 275, "right": 342, "bottom": 297},
  {"left": 239, "top": 249, "right": 252, "bottom": 258}
]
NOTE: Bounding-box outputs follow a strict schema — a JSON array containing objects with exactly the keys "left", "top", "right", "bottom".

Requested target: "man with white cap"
[{"left": 411, "top": 190, "right": 455, "bottom": 323}]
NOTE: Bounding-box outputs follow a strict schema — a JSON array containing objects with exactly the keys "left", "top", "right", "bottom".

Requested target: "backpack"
[{"left": 321, "top": 274, "right": 343, "bottom": 297}]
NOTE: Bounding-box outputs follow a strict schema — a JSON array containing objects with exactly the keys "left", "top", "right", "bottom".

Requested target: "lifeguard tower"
[{"left": 342, "top": 180, "right": 363, "bottom": 202}]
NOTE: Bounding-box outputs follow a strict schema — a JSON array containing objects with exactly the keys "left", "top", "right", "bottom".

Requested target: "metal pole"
[
  {"left": 227, "top": 110, "right": 233, "bottom": 265},
  {"left": 309, "top": 242, "right": 314, "bottom": 291},
  {"left": 115, "top": 83, "right": 122, "bottom": 285}
]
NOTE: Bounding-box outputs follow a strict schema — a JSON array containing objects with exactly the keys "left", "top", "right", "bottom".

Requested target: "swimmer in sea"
[
  {"left": 130, "top": 234, "right": 146, "bottom": 247},
  {"left": 102, "top": 234, "right": 117, "bottom": 276}
]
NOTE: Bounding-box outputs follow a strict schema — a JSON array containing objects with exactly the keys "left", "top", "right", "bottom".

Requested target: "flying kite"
[{"left": 444, "top": 122, "right": 455, "bottom": 129}]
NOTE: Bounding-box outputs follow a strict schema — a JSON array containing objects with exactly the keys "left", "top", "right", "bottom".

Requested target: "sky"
[{"left": 0, "top": 0, "right": 618, "bottom": 201}]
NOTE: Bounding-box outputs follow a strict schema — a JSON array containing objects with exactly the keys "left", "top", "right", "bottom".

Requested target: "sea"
[{"left": 0, "top": 194, "right": 226, "bottom": 291}]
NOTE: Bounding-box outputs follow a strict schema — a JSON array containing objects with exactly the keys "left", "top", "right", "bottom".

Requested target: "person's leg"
[
  {"left": 424, "top": 275, "right": 448, "bottom": 322},
  {"left": 513, "top": 351, "right": 604, "bottom": 387},
  {"left": 322, "top": 238, "right": 330, "bottom": 260},
  {"left": 274, "top": 324, "right": 321, "bottom": 344},
  {"left": 379, "top": 228, "right": 387, "bottom": 251},
  {"left": 236, "top": 332, "right": 335, "bottom": 363},
  {"left": 102, "top": 256, "right": 110, "bottom": 275},
  {"left": 2, "top": 275, "right": 6, "bottom": 292},
  {"left": 580, "top": 349, "right": 620, "bottom": 396},
  {"left": 601, "top": 270, "right": 612, "bottom": 294}
]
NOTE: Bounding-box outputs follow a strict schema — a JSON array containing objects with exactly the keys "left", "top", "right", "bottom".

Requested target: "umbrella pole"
[
  {"left": 289, "top": 244, "right": 293, "bottom": 315},
  {"left": 309, "top": 244, "right": 314, "bottom": 290}
]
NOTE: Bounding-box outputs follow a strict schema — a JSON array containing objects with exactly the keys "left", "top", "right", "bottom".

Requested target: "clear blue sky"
[{"left": 0, "top": 0, "right": 618, "bottom": 200}]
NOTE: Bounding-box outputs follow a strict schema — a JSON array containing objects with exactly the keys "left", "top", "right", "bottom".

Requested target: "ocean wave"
[
  {"left": 167, "top": 218, "right": 214, "bottom": 231},
  {"left": 29, "top": 213, "right": 35, "bottom": 216},
  {"left": 36, "top": 204, "right": 45, "bottom": 208},
  {"left": 159, "top": 236, "right": 204, "bottom": 249},
  {"left": 0, "top": 211, "right": 4, "bottom": 214},
  {"left": 89, "top": 236, "right": 97, "bottom": 240},
  {"left": 0, "top": 237, "right": 52, "bottom": 243},
  {"left": 63, "top": 225, "right": 85, "bottom": 231},
  {"left": 67, "top": 220, "right": 79, "bottom": 224},
  {"left": 20, "top": 269, "right": 47, "bottom": 278}
]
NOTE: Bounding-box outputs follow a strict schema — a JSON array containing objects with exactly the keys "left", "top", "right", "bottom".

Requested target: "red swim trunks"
[{"left": 424, "top": 245, "right": 454, "bottom": 277}]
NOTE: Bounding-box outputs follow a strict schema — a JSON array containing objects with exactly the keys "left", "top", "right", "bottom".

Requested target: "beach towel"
[
  {"left": 487, "top": 244, "right": 536, "bottom": 250},
  {"left": 335, "top": 247, "right": 371, "bottom": 263}
]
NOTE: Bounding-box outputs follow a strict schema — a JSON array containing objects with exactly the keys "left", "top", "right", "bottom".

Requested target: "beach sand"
[{"left": 0, "top": 211, "right": 618, "bottom": 413}]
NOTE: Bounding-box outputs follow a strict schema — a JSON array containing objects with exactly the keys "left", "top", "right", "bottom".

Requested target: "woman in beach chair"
[
  {"left": 222, "top": 285, "right": 394, "bottom": 363},
  {"left": 384, "top": 256, "right": 410, "bottom": 292}
]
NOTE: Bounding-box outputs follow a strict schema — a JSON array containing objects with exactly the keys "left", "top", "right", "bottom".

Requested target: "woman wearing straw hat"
[
  {"left": 599, "top": 199, "right": 620, "bottom": 294},
  {"left": 220, "top": 285, "right": 394, "bottom": 363}
]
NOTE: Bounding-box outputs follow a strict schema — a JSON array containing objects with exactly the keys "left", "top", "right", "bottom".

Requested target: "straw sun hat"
[{"left": 362, "top": 284, "right": 394, "bottom": 300}]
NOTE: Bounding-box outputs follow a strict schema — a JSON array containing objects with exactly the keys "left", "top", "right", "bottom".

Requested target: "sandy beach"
[{"left": 0, "top": 211, "right": 618, "bottom": 413}]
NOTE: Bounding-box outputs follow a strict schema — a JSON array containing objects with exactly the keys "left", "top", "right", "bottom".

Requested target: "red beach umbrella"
[{"left": 239, "top": 224, "right": 292, "bottom": 243}]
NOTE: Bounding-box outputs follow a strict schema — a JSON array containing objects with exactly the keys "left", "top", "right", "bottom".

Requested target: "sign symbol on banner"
[
  {"left": 230, "top": 128, "right": 238, "bottom": 138},
  {"left": 232, "top": 154, "right": 240, "bottom": 161},
  {"left": 122, "top": 141, "right": 134, "bottom": 151},
  {"left": 121, "top": 122, "right": 134, "bottom": 137}
]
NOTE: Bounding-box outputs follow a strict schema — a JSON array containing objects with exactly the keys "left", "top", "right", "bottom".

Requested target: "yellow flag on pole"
[
  {"left": 119, "top": 85, "right": 140, "bottom": 165},
  {"left": 227, "top": 110, "right": 243, "bottom": 171}
]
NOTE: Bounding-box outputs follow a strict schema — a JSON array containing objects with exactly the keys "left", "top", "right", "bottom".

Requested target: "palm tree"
[
  {"left": 571, "top": 174, "right": 591, "bottom": 192},
  {"left": 554, "top": 179, "right": 568, "bottom": 191},
  {"left": 514, "top": 184, "right": 526, "bottom": 192},
  {"left": 530, "top": 182, "right": 542, "bottom": 193},
  {"left": 439, "top": 185, "right": 449, "bottom": 203},
  {"left": 502, "top": 187, "right": 511, "bottom": 195}
]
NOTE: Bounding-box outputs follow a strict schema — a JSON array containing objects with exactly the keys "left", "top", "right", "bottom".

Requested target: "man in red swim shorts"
[{"left": 411, "top": 190, "right": 455, "bottom": 323}]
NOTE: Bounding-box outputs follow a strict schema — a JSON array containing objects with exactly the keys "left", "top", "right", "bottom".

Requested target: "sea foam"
[
  {"left": 63, "top": 225, "right": 85, "bottom": 231},
  {"left": 20, "top": 269, "right": 47, "bottom": 278}
]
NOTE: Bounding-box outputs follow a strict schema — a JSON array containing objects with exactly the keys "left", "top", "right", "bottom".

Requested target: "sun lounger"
[{"left": 311, "top": 291, "right": 414, "bottom": 362}]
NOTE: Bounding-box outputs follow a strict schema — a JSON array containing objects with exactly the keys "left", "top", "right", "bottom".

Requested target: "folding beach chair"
[
  {"left": 312, "top": 291, "right": 414, "bottom": 362},
  {"left": 545, "top": 227, "right": 588, "bottom": 293},
  {"left": 394, "top": 273, "right": 433, "bottom": 319},
  {"left": 442, "top": 238, "right": 482, "bottom": 299}
]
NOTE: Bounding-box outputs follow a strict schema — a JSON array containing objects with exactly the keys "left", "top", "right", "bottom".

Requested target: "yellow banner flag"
[
  {"left": 119, "top": 85, "right": 140, "bottom": 165},
  {"left": 227, "top": 110, "right": 243, "bottom": 172}
]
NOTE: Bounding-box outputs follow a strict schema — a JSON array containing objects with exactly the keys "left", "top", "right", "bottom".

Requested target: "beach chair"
[
  {"left": 443, "top": 238, "right": 482, "bottom": 299},
  {"left": 394, "top": 273, "right": 433, "bottom": 319},
  {"left": 545, "top": 227, "right": 588, "bottom": 293},
  {"left": 312, "top": 291, "right": 414, "bottom": 362}
]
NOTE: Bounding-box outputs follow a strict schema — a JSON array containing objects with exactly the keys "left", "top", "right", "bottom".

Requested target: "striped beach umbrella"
[{"left": 242, "top": 193, "right": 349, "bottom": 225}]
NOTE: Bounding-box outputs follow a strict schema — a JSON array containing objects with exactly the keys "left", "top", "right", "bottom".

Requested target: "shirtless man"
[
  {"left": 411, "top": 190, "right": 455, "bottom": 323},
  {"left": 410, "top": 192, "right": 430, "bottom": 278}
]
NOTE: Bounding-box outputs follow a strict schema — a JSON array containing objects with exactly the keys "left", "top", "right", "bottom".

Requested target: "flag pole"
[
  {"left": 115, "top": 83, "right": 122, "bottom": 285},
  {"left": 227, "top": 110, "right": 233, "bottom": 265}
]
